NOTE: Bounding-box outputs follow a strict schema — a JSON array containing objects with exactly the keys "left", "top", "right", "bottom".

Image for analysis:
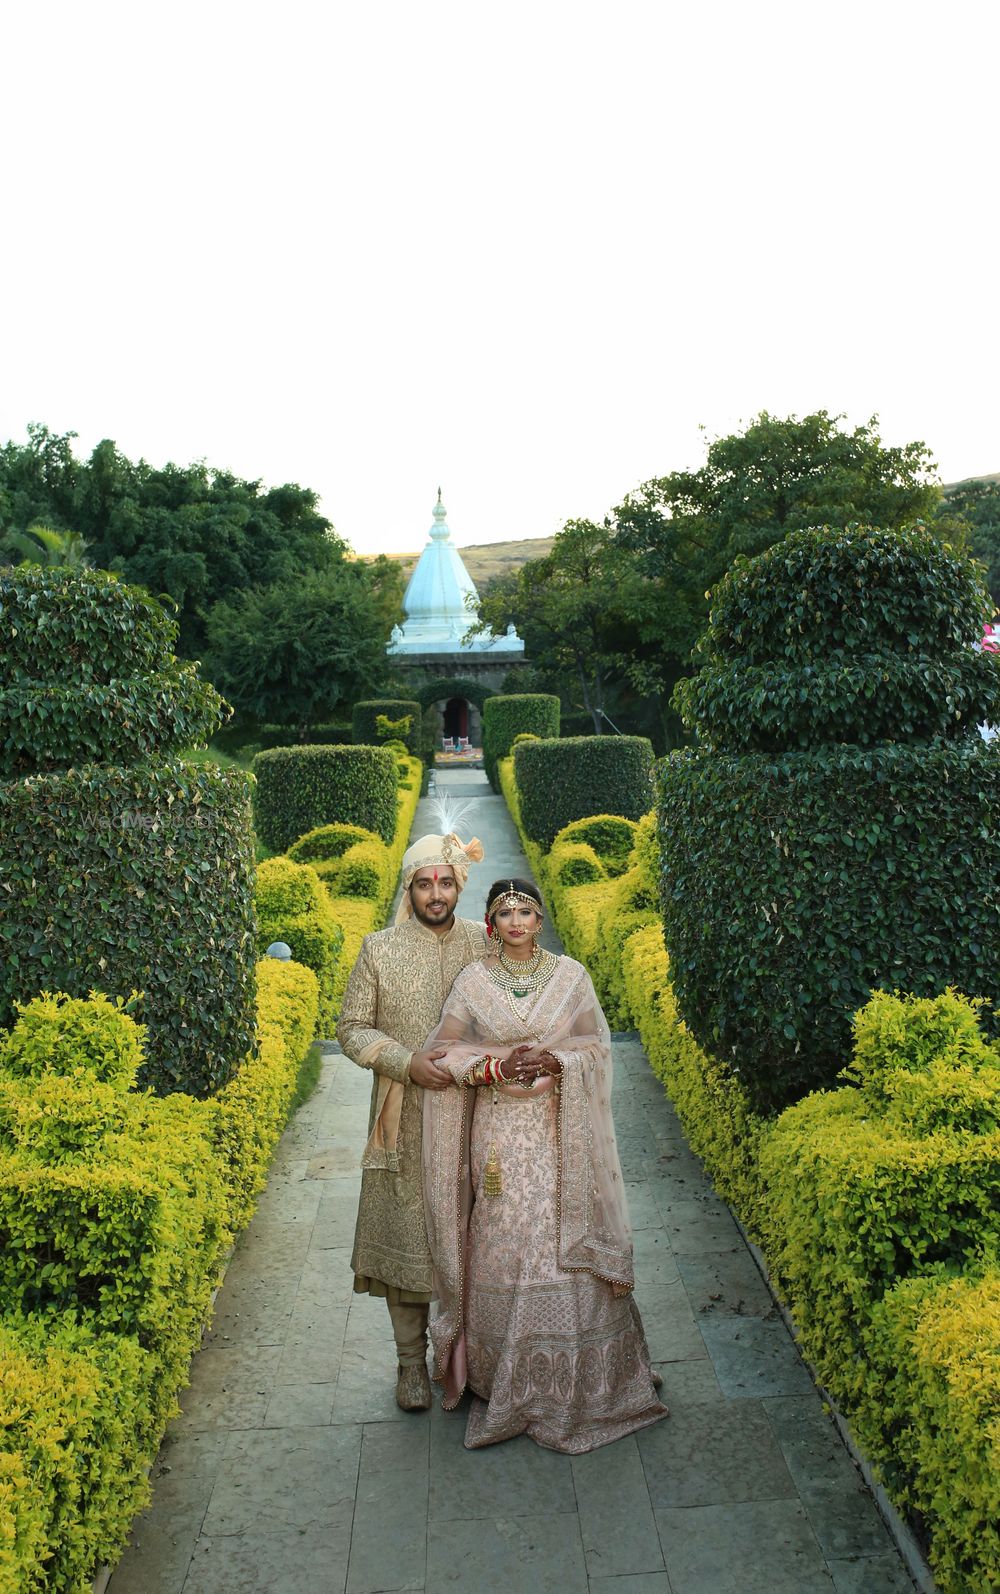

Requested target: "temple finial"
[{"left": 437, "top": 486, "right": 442, "bottom": 504}]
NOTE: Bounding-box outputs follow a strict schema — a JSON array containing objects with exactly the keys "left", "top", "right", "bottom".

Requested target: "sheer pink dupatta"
[{"left": 421, "top": 959, "right": 634, "bottom": 1409}]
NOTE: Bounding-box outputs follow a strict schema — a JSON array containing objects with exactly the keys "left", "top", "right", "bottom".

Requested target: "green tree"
[
  {"left": 613, "top": 411, "right": 946, "bottom": 707},
  {"left": 940, "top": 475, "right": 1000, "bottom": 604},
  {"left": 204, "top": 562, "right": 400, "bottom": 732},
  {"left": 0, "top": 425, "right": 343, "bottom": 657},
  {"left": 474, "top": 519, "right": 645, "bottom": 733}
]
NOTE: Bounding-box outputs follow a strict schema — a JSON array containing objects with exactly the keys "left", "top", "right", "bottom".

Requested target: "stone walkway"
[{"left": 108, "top": 774, "right": 917, "bottom": 1594}]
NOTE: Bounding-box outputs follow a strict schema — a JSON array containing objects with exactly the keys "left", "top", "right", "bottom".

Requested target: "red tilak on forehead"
[{"left": 433, "top": 868, "right": 439, "bottom": 881}]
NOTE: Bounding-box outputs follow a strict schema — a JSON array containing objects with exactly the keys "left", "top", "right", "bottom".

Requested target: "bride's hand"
[
  {"left": 504, "top": 1045, "right": 541, "bottom": 1085},
  {"left": 508, "top": 1045, "right": 560, "bottom": 1079}
]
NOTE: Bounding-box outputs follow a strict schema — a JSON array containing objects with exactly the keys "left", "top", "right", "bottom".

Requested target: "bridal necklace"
[{"left": 488, "top": 944, "right": 558, "bottom": 1007}]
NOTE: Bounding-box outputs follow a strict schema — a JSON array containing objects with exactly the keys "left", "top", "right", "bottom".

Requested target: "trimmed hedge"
[
  {"left": 0, "top": 758, "right": 258, "bottom": 1098},
  {"left": 287, "top": 822, "right": 375, "bottom": 865},
  {"left": 514, "top": 734, "right": 654, "bottom": 851},
  {"left": 621, "top": 922, "right": 766, "bottom": 1232},
  {"left": 210, "top": 957, "right": 320, "bottom": 1229},
  {"left": 663, "top": 522, "right": 1000, "bottom": 1113},
  {"left": 0, "top": 965, "right": 320, "bottom": 1592},
  {"left": 252, "top": 744, "right": 398, "bottom": 850},
  {"left": 0, "top": 567, "right": 225, "bottom": 777},
  {"left": 863, "top": 1272, "right": 1000, "bottom": 1594},
  {"left": 658, "top": 739, "right": 1000, "bottom": 1112},
  {"left": 255, "top": 858, "right": 343, "bottom": 1035},
  {"left": 352, "top": 699, "right": 421, "bottom": 755},
  {"left": 482, "top": 694, "right": 560, "bottom": 788},
  {"left": 0, "top": 1314, "right": 153, "bottom": 1594}
]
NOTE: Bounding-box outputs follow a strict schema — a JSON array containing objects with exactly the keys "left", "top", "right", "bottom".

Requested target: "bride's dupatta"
[{"left": 421, "top": 957, "right": 633, "bottom": 1409}]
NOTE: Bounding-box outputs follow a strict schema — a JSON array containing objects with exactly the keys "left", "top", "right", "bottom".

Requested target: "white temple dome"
[{"left": 387, "top": 491, "right": 525, "bottom": 658}]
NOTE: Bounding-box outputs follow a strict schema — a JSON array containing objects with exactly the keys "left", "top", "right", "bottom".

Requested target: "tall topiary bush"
[
  {"left": 514, "top": 735, "right": 654, "bottom": 850},
  {"left": 660, "top": 523, "right": 1000, "bottom": 1112},
  {"left": 351, "top": 699, "right": 421, "bottom": 755},
  {"left": 482, "top": 694, "right": 560, "bottom": 788},
  {"left": 0, "top": 567, "right": 257, "bottom": 1096},
  {"left": 252, "top": 744, "right": 398, "bottom": 851}
]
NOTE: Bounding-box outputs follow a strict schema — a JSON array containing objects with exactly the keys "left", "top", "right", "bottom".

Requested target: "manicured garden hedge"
[
  {"left": 659, "top": 739, "right": 1000, "bottom": 1112},
  {"left": 0, "top": 758, "right": 258, "bottom": 1100},
  {"left": 514, "top": 734, "right": 654, "bottom": 851},
  {"left": 252, "top": 743, "right": 398, "bottom": 850},
  {"left": 351, "top": 699, "right": 422, "bottom": 755},
  {"left": 0, "top": 964, "right": 320, "bottom": 1593},
  {"left": 482, "top": 694, "right": 560, "bottom": 787},
  {"left": 663, "top": 523, "right": 1000, "bottom": 1113},
  {"left": 0, "top": 566, "right": 258, "bottom": 1100},
  {"left": 255, "top": 857, "right": 344, "bottom": 1035}
]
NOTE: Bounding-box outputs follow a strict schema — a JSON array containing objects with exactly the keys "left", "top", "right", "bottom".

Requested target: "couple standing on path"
[{"left": 336, "top": 814, "right": 667, "bottom": 1454}]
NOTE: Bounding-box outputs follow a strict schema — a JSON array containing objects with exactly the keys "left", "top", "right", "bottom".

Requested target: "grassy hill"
[{"left": 367, "top": 536, "right": 555, "bottom": 588}]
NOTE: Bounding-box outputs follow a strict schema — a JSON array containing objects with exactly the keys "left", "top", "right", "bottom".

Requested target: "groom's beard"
[{"left": 413, "top": 899, "right": 456, "bottom": 930}]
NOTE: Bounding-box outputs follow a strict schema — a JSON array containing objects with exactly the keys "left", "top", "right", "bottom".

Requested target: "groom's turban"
[{"left": 394, "top": 831, "right": 485, "bottom": 924}]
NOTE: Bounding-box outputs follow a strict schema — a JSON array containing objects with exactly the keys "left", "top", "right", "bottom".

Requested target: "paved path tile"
[{"left": 108, "top": 772, "right": 919, "bottom": 1594}]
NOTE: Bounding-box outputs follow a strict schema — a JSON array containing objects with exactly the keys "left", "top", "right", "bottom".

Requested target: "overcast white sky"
[{"left": 2, "top": 1, "right": 997, "bottom": 556}]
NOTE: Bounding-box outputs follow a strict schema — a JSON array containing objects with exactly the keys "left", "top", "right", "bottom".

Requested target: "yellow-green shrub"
[
  {"left": 255, "top": 856, "right": 343, "bottom": 1033},
  {"left": 861, "top": 1272, "right": 1000, "bottom": 1594},
  {"left": 332, "top": 840, "right": 391, "bottom": 902},
  {"left": 761, "top": 989, "right": 1000, "bottom": 1409},
  {"left": 210, "top": 958, "right": 320, "bottom": 1230},
  {"left": 622, "top": 923, "right": 767, "bottom": 1231},
  {"left": 550, "top": 813, "right": 639, "bottom": 875},
  {"left": 287, "top": 822, "right": 376, "bottom": 865},
  {"left": 0, "top": 1313, "right": 153, "bottom": 1594},
  {"left": 548, "top": 841, "right": 606, "bottom": 888},
  {"left": 0, "top": 991, "right": 144, "bottom": 1089}
]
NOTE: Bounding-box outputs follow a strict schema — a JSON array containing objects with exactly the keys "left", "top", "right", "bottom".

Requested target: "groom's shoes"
[{"left": 396, "top": 1362, "right": 432, "bottom": 1411}]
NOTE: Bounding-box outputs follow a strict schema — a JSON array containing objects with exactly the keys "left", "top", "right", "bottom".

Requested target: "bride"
[{"left": 422, "top": 877, "right": 667, "bottom": 1453}]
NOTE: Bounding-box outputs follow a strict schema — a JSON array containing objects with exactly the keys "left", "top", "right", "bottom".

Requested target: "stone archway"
[{"left": 415, "top": 677, "right": 494, "bottom": 749}]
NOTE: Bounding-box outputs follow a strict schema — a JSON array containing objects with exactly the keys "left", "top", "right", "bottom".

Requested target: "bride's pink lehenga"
[{"left": 422, "top": 955, "right": 667, "bottom": 1453}]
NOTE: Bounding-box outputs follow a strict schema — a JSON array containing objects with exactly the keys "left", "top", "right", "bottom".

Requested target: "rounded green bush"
[
  {"left": 662, "top": 522, "right": 1000, "bottom": 1112},
  {"left": 287, "top": 823, "right": 377, "bottom": 865},
  {"left": 550, "top": 842, "right": 606, "bottom": 887},
  {"left": 0, "top": 991, "right": 145, "bottom": 1089}
]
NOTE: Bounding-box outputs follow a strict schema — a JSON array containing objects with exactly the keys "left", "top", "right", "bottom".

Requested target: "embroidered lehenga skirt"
[{"left": 462, "top": 1085, "right": 663, "bottom": 1452}]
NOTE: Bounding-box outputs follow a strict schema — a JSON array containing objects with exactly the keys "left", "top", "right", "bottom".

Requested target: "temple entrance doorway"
[{"left": 443, "top": 697, "right": 469, "bottom": 739}]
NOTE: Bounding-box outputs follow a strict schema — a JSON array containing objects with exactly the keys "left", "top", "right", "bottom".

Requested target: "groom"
[{"left": 336, "top": 828, "right": 487, "bottom": 1410}]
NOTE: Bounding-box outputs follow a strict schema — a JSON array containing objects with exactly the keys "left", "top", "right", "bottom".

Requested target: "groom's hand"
[{"left": 409, "top": 1047, "right": 451, "bottom": 1089}]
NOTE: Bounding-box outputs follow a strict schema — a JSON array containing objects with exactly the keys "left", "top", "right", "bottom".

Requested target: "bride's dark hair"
[{"left": 485, "top": 878, "right": 544, "bottom": 916}]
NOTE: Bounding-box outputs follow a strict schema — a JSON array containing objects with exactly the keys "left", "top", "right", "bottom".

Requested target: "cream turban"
[{"left": 394, "top": 831, "right": 485, "bottom": 924}]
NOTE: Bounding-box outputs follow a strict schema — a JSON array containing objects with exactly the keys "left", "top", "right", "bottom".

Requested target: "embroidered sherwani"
[{"left": 337, "top": 915, "right": 486, "bottom": 1297}]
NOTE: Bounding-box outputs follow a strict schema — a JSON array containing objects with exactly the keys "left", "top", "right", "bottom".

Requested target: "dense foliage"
[
  {"left": 0, "top": 424, "right": 343, "bottom": 658},
  {"left": 474, "top": 519, "right": 648, "bottom": 734},
  {"left": 204, "top": 563, "right": 401, "bottom": 731},
  {"left": 252, "top": 743, "right": 398, "bottom": 851},
  {"left": 0, "top": 566, "right": 257, "bottom": 1097},
  {"left": 352, "top": 698, "right": 421, "bottom": 754},
  {"left": 481, "top": 694, "right": 560, "bottom": 787},
  {"left": 254, "top": 858, "right": 344, "bottom": 1034},
  {"left": 0, "top": 759, "right": 258, "bottom": 1096},
  {"left": 661, "top": 524, "right": 1000, "bottom": 1111},
  {"left": 0, "top": 969, "right": 319, "bottom": 1592},
  {"left": 607, "top": 412, "right": 947, "bottom": 741},
  {"left": 514, "top": 734, "right": 654, "bottom": 851},
  {"left": 941, "top": 474, "right": 1000, "bottom": 603}
]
